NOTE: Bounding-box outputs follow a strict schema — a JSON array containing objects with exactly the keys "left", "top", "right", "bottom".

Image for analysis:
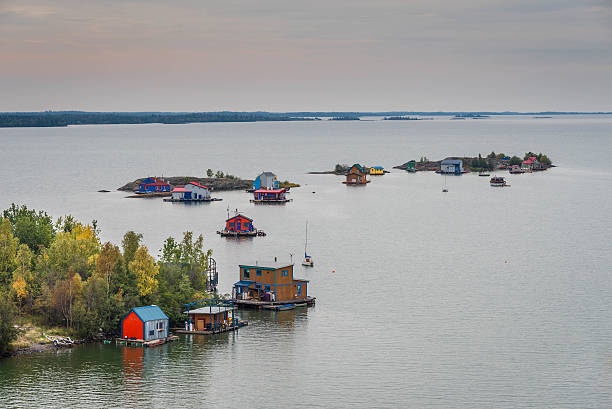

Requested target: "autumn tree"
[
  {"left": 51, "top": 272, "right": 83, "bottom": 329},
  {"left": 2, "top": 204, "right": 55, "bottom": 252},
  {"left": 95, "top": 242, "right": 122, "bottom": 295},
  {"left": 0, "top": 291, "right": 17, "bottom": 354},
  {"left": 129, "top": 246, "right": 159, "bottom": 299},
  {"left": 0, "top": 218, "right": 18, "bottom": 287}
]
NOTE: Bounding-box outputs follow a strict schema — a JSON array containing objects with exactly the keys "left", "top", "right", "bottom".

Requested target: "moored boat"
[{"left": 490, "top": 176, "right": 508, "bottom": 187}]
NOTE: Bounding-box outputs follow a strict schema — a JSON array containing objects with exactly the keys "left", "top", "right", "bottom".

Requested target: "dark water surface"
[{"left": 1, "top": 116, "right": 612, "bottom": 408}]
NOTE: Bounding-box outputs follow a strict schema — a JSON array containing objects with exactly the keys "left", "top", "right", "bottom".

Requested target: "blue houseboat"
[{"left": 138, "top": 177, "right": 171, "bottom": 193}]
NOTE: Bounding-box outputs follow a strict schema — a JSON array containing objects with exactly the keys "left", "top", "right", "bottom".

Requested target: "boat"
[
  {"left": 217, "top": 209, "right": 266, "bottom": 237},
  {"left": 478, "top": 171, "right": 490, "bottom": 176},
  {"left": 302, "top": 221, "right": 314, "bottom": 267},
  {"left": 509, "top": 165, "right": 524, "bottom": 174},
  {"left": 490, "top": 176, "right": 509, "bottom": 187},
  {"left": 442, "top": 173, "right": 448, "bottom": 192}
]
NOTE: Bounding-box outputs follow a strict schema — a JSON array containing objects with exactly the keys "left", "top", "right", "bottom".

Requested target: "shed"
[
  {"left": 440, "top": 159, "right": 463, "bottom": 174},
  {"left": 121, "top": 305, "right": 169, "bottom": 341},
  {"left": 344, "top": 164, "right": 369, "bottom": 184},
  {"left": 185, "top": 306, "right": 233, "bottom": 331}
]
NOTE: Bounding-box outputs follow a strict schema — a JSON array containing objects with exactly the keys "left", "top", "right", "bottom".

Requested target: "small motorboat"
[{"left": 490, "top": 176, "right": 508, "bottom": 187}]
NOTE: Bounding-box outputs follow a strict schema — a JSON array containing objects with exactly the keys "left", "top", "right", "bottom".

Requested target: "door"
[{"left": 197, "top": 319, "right": 205, "bottom": 331}]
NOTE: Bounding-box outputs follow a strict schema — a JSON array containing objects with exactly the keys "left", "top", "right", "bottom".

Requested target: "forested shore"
[{"left": 0, "top": 204, "right": 214, "bottom": 356}]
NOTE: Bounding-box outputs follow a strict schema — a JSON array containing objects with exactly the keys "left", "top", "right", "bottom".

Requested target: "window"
[
  {"left": 264, "top": 285, "right": 271, "bottom": 292},
  {"left": 256, "top": 269, "right": 262, "bottom": 276},
  {"left": 255, "top": 284, "right": 262, "bottom": 290},
  {"left": 243, "top": 269, "right": 250, "bottom": 279},
  {"left": 296, "top": 284, "right": 302, "bottom": 296},
  {"left": 281, "top": 270, "right": 289, "bottom": 277},
  {"left": 149, "top": 330, "right": 155, "bottom": 336}
]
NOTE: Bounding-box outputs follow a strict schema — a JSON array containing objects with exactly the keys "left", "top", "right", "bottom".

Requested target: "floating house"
[
  {"left": 521, "top": 157, "right": 537, "bottom": 172},
  {"left": 176, "top": 299, "right": 247, "bottom": 335},
  {"left": 253, "top": 172, "right": 279, "bottom": 190},
  {"left": 120, "top": 305, "right": 169, "bottom": 342},
  {"left": 233, "top": 261, "right": 315, "bottom": 307},
  {"left": 251, "top": 188, "right": 291, "bottom": 203},
  {"left": 369, "top": 166, "right": 385, "bottom": 175},
  {"left": 169, "top": 182, "right": 212, "bottom": 201},
  {"left": 440, "top": 159, "right": 464, "bottom": 174},
  {"left": 405, "top": 160, "right": 416, "bottom": 172},
  {"left": 343, "top": 164, "right": 370, "bottom": 185},
  {"left": 217, "top": 214, "right": 264, "bottom": 237},
  {"left": 138, "top": 177, "right": 171, "bottom": 193}
]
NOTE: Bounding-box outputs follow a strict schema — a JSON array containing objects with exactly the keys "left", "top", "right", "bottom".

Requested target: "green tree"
[
  {"left": 509, "top": 156, "right": 522, "bottom": 166},
  {"left": 206, "top": 169, "right": 213, "bottom": 177},
  {"left": 95, "top": 242, "right": 122, "bottom": 295},
  {"left": 2, "top": 204, "right": 55, "bottom": 252},
  {"left": 524, "top": 152, "right": 537, "bottom": 160},
  {"left": 215, "top": 170, "right": 225, "bottom": 178},
  {"left": 487, "top": 151, "right": 496, "bottom": 159},
  {"left": 122, "top": 231, "right": 143, "bottom": 267},
  {"left": 0, "top": 218, "right": 18, "bottom": 287},
  {"left": 129, "top": 246, "right": 159, "bottom": 298},
  {"left": 0, "top": 291, "right": 17, "bottom": 355},
  {"left": 539, "top": 154, "right": 552, "bottom": 166}
]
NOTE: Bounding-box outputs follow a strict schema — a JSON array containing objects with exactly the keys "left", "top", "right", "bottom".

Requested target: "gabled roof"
[
  {"left": 227, "top": 213, "right": 253, "bottom": 222},
  {"left": 349, "top": 163, "right": 365, "bottom": 173},
  {"left": 172, "top": 186, "right": 187, "bottom": 192},
  {"left": 187, "top": 182, "right": 209, "bottom": 189},
  {"left": 131, "top": 305, "right": 168, "bottom": 322},
  {"left": 239, "top": 261, "right": 293, "bottom": 269},
  {"left": 257, "top": 171, "right": 277, "bottom": 178}
]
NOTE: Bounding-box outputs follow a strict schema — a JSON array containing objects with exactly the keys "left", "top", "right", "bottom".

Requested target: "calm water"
[{"left": 1, "top": 116, "right": 612, "bottom": 408}]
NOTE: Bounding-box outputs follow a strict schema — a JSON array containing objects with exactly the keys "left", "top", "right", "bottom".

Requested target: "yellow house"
[{"left": 369, "top": 166, "right": 384, "bottom": 175}]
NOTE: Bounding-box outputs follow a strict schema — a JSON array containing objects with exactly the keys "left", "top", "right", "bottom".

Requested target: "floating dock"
[
  {"left": 115, "top": 335, "right": 179, "bottom": 347},
  {"left": 233, "top": 296, "right": 316, "bottom": 309},
  {"left": 173, "top": 321, "right": 248, "bottom": 335},
  {"left": 163, "top": 197, "right": 222, "bottom": 202}
]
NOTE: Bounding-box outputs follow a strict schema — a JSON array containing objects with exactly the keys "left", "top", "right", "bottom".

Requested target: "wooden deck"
[
  {"left": 233, "top": 296, "right": 316, "bottom": 309},
  {"left": 173, "top": 321, "right": 248, "bottom": 335},
  {"left": 115, "top": 335, "right": 179, "bottom": 347},
  {"left": 250, "top": 199, "right": 292, "bottom": 204},
  {"left": 163, "top": 197, "right": 222, "bottom": 202}
]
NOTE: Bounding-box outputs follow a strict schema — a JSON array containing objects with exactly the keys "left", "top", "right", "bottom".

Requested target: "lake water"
[{"left": 1, "top": 116, "right": 612, "bottom": 408}]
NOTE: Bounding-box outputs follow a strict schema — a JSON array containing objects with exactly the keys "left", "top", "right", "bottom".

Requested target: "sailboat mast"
[{"left": 304, "top": 221, "right": 308, "bottom": 255}]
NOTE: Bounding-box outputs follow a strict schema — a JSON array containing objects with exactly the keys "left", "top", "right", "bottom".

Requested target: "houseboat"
[
  {"left": 369, "top": 166, "right": 385, "bottom": 175},
  {"left": 343, "top": 164, "right": 370, "bottom": 185},
  {"left": 253, "top": 172, "right": 279, "bottom": 190},
  {"left": 175, "top": 299, "right": 247, "bottom": 335},
  {"left": 164, "top": 182, "right": 221, "bottom": 202},
  {"left": 117, "top": 305, "right": 177, "bottom": 347},
  {"left": 440, "top": 159, "right": 465, "bottom": 174},
  {"left": 490, "top": 176, "right": 509, "bottom": 187},
  {"left": 233, "top": 261, "right": 315, "bottom": 308},
  {"left": 137, "top": 177, "right": 172, "bottom": 194},
  {"left": 251, "top": 188, "right": 291, "bottom": 203},
  {"left": 217, "top": 213, "right": 266, "bottom": 237},
  {"left": 509, "top": 165, "right": 525, "bottom": 174}
]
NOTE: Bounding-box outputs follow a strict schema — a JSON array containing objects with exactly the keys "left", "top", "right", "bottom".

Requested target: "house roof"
[
  {"left": 130, "top": 305, "right": 168, "bottom": 322},
  {"left": 172, "top": 186, "right": 187, "bottom": 192},
  {"left": 254, "top": 188, "right": 285, "bottom": 194},
  {"left": 185, "top": 306, "right": 233, "bottom": 315},
  {"left": 371, "top": 166, "right": 384, "bottom": 170},
  {"left": 187, "top": 182, "right": 209, "bottom": 189},
  {"left": 227, "top": 214, "right": 253, "bottom": 222},
  {"left": 523, "top": 160, "right": 533, "bottom": 164},
  {"left": 239, "top": 261, "right": 293, "bottom": 270},
  {"left": 441, "top": 159, "right": 463, "bottom": 165},
  {"left": 349, "top": 163, "right": 366, "bottom": 173},
  {"left": 257, "top": 171, "right": 277, "bottom": 178}
]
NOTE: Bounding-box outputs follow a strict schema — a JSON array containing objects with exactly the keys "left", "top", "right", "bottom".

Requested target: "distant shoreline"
[{"left": 1, "top": 111, "right": 610, "bottom": 128}]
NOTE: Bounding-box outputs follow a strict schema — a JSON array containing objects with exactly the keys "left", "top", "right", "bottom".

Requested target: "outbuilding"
[
  {"left": 121, "top": 305, "right": 169, "bottom": 341},
  {"left": 253, "top": 172, "right": 279, "bottom": 190},
  {"left": 440, "top": 159, "right": 464, "bottom": 174},
  {"left": 138, "top": 177, "right": 171, "bottom": 193}
]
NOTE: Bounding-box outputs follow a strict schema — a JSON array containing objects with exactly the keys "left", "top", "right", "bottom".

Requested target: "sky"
[{"left": 1, "top": 0, "right": 611, "bottom": 112}]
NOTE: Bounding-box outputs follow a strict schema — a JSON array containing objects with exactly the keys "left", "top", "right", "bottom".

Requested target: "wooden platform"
[
  {"left": 163, "top": 197, "right": 222, "bottom": 202},
  {"left": 233, "top": 297, "right": 316, "bottom": 309},
  {"left": 250, "top": 199, "right": 292, "bottom": 204},
  {"left": 115, "top": 335, "right": 179, "bottom": 347},
  {"left": 173, "top": 321, "right": 248, "bottom": 335},
  {"left": 217, "top": 230, "right": 262, "bottom": 237}
]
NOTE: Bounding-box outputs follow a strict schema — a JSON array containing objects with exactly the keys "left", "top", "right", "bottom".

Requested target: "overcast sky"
[{"left": 1, "top": 0, "right": 611, "bottom": 112}]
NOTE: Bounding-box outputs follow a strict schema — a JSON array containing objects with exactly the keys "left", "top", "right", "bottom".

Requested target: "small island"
[{"left": 394, "top": 152, "right": 553, "bottom": 173}]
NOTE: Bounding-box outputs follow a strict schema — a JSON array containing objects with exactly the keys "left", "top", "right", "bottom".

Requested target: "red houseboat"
[
  {"left": 251, "top": 188, "right": 291, "bottom": 203},
  {"left": 217, "top": 213, "right": 265, "bottom": 237}
]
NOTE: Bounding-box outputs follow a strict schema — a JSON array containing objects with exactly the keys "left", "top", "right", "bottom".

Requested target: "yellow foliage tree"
[{"left": 129, "top": 246, "right": 159, "bottom": 298}]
